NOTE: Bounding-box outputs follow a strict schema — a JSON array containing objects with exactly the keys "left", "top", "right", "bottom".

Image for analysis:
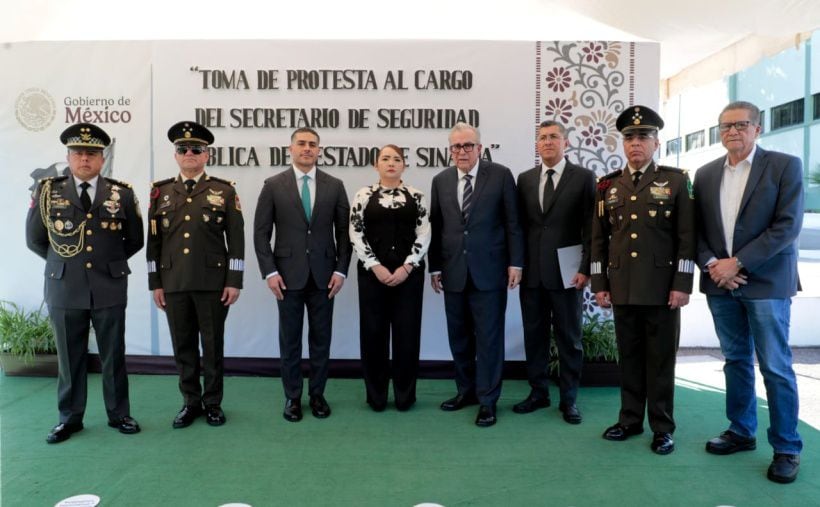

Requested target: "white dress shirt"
[
  {"left": 75, "top": 174, "right": 100, "bottom": 203},
  {"left": 720, "top": 146, "right": 756, "bottom": 256}
]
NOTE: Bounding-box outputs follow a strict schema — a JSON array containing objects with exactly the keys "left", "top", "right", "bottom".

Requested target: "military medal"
[
  {"left": 54, "top": 219, "right": 64, "bottom": 231},
  {"left": 649, "top": 210, "right": 657, "bottom": 217},
  {"left": 203, "top": 214, "right": 210, "bottom": 222},
  {"left": 610, "top": 188, "right": 617, "bottom": 194},
  {"left": 162, "top": 218, "right": 170, "bottom": 228},
  {"left": 206, "top": 194, "right": 225, "bottom": 207},
  {"left": 64, "top": 220, "right": 74, "bottom": 230},
  {"left": 665, "top": 210, "right": 672, "bottom": 218},
  {"left": 216, "top": 216, "right": 223, "bottom": 224},
  {"left": 101, "top": 221, "right": 109, "bottom": 229}
]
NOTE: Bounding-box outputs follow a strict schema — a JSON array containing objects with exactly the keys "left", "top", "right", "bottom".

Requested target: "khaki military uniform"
[
  {"left": 146, "top": 173, "right": 244, "bottom": 407},
  {"left": 590, "top": 163, "right": 695, "bottom": 433},
  {"left": 26, "top": 174, "right": 144, "bottom": 424}
]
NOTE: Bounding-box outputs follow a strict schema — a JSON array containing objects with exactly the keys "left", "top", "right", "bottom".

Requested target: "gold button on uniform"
[
  {"left": 631, "top": 214, "right": 638, "bottom": 220},
  {"left": 86, "top": 246, "right": 93, "bottom": 252},
  {"left": 183, "top": 248, "right": 190, "bottom": 254},
  {"left": 186, "top": 198, "right": 193, "bottom": 203},
  {"left": 85, "top": 262, "right": 92, "bottom": 268},
  {"left": 86, "top": 213, "right": 93, "bottom": 219},
  {"left": 630, "top": 196, "right": 637, "bottom": 201},
  {"left": 631, "top": 252, "right": 638, "bottom": 258},
  {"left": 184, "top": 232, "right": 190, "bottom": 238},
  {"left": 184, "top": 215, "right": 191, "bottom": 221},
  {"left": 86, "top": 230, "right": 93, "bottom": 235},
  {"left": 631, "top": 233, "right": 638, "bottom": 239}
]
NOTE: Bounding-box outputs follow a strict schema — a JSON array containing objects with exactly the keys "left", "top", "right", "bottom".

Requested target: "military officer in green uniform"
[
  {"left": 26, "top": 122, "right": 144, "bottom": 444},
  {"left": 591, "top": 106, "right": 696, "bottom": 455},
  {"left": 147, "top": 121, "right": 245, "bottom": 429}
]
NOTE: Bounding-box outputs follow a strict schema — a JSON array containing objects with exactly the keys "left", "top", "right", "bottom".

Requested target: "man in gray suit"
[
  {"left": 429, "top": 122, "right": 524, "bottom": 427},
  {"left": 514, "top": 120, "right": 595, "bottom": 424},
  {"left": 695, "top": 101, "right": 804, "bottom": 483},
  {"left": 253, "top": 127, "right": 351, "bottom": 422},
  {"left": 26, "top": 123, "right": 144, "bottom": 443}
]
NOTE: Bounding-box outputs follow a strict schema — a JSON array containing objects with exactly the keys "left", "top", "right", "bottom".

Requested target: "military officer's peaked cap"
[
  {"left": 60, "top": 122, "right": 111, "bottom": 150},
  {"left": 616, "top": 105, "right": 665, "bottom": 133},
  {"left": 167, "top": 121, "right": 214, "bottom": 145}
]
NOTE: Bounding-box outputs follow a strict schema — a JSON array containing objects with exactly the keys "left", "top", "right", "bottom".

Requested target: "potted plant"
[
  {"left": 549, "top": 292, "right": 619, "bottom": 386},
  {"left": 0, "top": 301, "right": 58, "bottom": 376}
]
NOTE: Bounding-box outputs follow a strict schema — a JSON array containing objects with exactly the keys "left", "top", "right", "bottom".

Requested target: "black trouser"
[
  {"left": 519, "top": 286, "right": 583, "bottom": 405},
  {"left": 612, "top": 304, "right": 680, "bottom": 433},
  {"left": 49, "top": 304, "right": 130, "bottom": 424},
  {"left": 165, "top": 291, "right": 228, "bottom": 407},
  {"left": 277, "top": 275, "right": 334, "bottom": 399},
  {"left": 357, "top": 264, "right": 424, "bottom": 409}
]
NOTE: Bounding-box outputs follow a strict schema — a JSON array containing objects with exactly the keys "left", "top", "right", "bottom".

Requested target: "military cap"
[
  {"left": 167, "top": 121, "right": 214, "bottom": 145},
  {"left": 60, "top": 123, "right": 111, "bottom": 150},
  {"left": 616, "top": 105, "right": 665, "bottom": 133}
]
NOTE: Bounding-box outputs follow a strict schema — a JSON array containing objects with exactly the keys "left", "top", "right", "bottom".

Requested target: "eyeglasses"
[
  {"left": 449, "top": 143, "right": 477, "bottom": 153},
  {"left": 622, "top": 133, "right": 656, "bottom": 141},
  {"left": 175, "top": 145, "right": 207, "bottom": 155},
  {"left": 718, "top": 121, "right": 752, "bottom": 132}
]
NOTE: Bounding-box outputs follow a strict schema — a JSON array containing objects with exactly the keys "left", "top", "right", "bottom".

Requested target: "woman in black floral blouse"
[{"left": 349, "top": 144, "right": 431, "bottom": 411}]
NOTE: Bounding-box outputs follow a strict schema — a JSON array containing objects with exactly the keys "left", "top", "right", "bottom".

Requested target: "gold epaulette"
[
  {"left": 38, "top": 175, "right": 67, "bottom": 185},
  {"left": 151, "top": 177, "right": 175, "bottom": 187}
]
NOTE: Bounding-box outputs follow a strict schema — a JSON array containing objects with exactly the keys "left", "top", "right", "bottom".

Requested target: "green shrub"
[{"left": 0, "top": 301, "right": 56, "bottom": 363}]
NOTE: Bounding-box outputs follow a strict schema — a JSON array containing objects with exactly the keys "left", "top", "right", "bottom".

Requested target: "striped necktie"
[{"left": 461, "top": 174, "right": 473, "bottom": 221}]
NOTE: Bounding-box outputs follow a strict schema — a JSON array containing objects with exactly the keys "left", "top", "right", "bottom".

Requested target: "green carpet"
[{"left": 1, "top": 374, "right": 818, "bottom": 506}]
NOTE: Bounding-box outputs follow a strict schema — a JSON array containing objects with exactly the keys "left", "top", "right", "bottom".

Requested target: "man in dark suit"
[
  {"left": 147, "top": 121, "right": 245, "bottom": 429},
  {"left": 253, "top": 127, "right": 351, "bottom": 422},
  {"left": 694, "top": 101, "right": 803, "bottom": 483},
  {"left": 429, "top": 122, "right": 524, "bottom": 427},
  {"left": 591, "top": 106, "right": 696, "bottom": 455},
  {"left": 514, "top": 120, "right": 595, "bottom": 424},
  {"left": 26, "top": 122, "right": 144, "bottom": 443}
]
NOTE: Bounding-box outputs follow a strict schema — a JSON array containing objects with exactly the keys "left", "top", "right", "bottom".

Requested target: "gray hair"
[
  {"left": 449, "top": 122, "right": 481, "bottom": 144},
  {"left": 720, "top": 101, "right": 761, "bottom": 125}
]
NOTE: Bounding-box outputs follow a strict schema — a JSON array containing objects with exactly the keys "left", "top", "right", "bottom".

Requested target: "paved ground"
[{"left": 678, "top": 347, "right": 820, "bottom": 430}]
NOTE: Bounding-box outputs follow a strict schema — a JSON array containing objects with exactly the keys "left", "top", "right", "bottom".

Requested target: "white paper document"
[{"left": 557, "top": 244, "right": 583, "bottom": 289}]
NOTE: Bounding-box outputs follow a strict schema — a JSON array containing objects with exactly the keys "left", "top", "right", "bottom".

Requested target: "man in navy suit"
[
  {"left": 429, "top": 122, "right": 524, "bottom": 427},
  {"left": 514, "top": 120, "right": 595, "bottom": 424},
  {"left": 253, "top": 127, "right": 351, "bottom": 422},
  {"left": 694, "top": 101, "right": 804, "bottom": 483}
]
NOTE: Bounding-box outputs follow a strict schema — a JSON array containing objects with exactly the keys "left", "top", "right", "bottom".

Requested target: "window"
[
  {"left": 813, "top": 92, "right": 820, "bottom": 120},
  {"left": 709, "top": 125, "right": 721, "bottom": 145},
  {"left": 685, "top": 130, "right": 705, "bottom": 151},
  {"left": 666, "top": 138, "right": 681, "bottom": 156},
  {"left": 771, "top": 99, "right": 803, "bottom": 130}
]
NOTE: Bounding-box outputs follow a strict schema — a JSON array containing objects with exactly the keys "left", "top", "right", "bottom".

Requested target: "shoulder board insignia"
[
  {"left": 598, "top": 169, "right": 622, "bottom": 181},
  {"left": 657, "top": 165, "right": 684, "bottom": 174},
  {"left": 206, "top": 175, "right": 236, "bottom": 186},
  {"left": 151, "top": 177, "right": 175, "bottom": 187},
  {"left": 104, "top": 177, "right": 133, "bottom": 188},
  {"left": 42, "top": 175, "right": 68, "bottom": 184}
]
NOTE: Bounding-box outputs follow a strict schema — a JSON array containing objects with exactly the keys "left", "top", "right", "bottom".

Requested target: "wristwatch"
[{"left": 734, "top": 257, "right": 744, "bottom": 270}]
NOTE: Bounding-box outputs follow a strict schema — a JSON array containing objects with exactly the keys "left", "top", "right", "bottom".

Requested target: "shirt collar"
[
  {"left": 724, "top": 145, "right": 757, "bottom": 169},
  {"left": 627, "top": 161, "right": 652, "bottom": 175},
  {"left": 541, "top": 157, "right": 566, "bottom": 176},
  {"left": 76, "top": 174, "right": 100, "bottom": 189},
  {"left": 179, "top": 172, "right": 204, "bottom": 183},
  {"left": 293, "top": 165, "right": 317, "bottom": 180}
]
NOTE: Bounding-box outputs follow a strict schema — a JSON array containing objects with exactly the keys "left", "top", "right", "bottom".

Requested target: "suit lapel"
[
  {"left": 736, "top": 147, "right": 766, "bottom": 219},
  {"left": 634, "top": 162, "right": 655, "bottom": 193},
  {"left": 90, "top": 178, "right": 107, "bottom": 212},
  {"left": 312, "top": 170, "right": 328, "bottom": 225},
  {"left": 468, "top": 162, "right": 490, "bottom": 222},
  {"left": 65, "top": 174, "right": 84, "bottom": 211},
  {"left": 285, "top": 170, "right": 309, "bottom": 224}
]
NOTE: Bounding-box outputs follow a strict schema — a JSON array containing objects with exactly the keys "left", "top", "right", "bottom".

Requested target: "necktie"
[
  {"left": 632, "top": 170, "right": 642, "bottom": 187},
  {"left": 461, "top": 174, "right": 473, "bottom": 221},
  {"left": 79, "top": 182, "right": 92, "bottom": 212},
  {"left": 184, "top": 179, "right": 196, "bottom": 194},
  {"left": 301, "top": 175, "right": 311, "bottom": 221},
  {"left": 542, "top": 169, "right": 555, "bottom": 212}
]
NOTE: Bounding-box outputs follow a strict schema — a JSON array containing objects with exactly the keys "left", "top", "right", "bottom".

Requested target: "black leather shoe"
[
  {"left": 559, "top": 403, "right": 582, "bottom": 424},
  {"left": 309, "top": 395, "right": 331, "bottom": 418},
  {"left": 705, "top": 430, "right": 757, "bottom": 455},
  {"left": 651, "top": 432, "right": 675, "bottom": 455},
  {"left": 512, "top": 393, "right": 551, "bottom": 414},
  {"left": 283, "top": 398, "right": 303, "bottom": 422},
  {"left": 46, "top": 422, "right": 83, "bottom": 444},
  {"left": 475, "top": 405, "right": 497, "bottom": 427},
  {"left": 767, "top": 453, "right": 800, "bottom": 484},
  {"left": 602, "top": 423, "right": 644, "bottom": 441},
  {"left": 440, "top": 392, "right": 479, "bottom": 411},
  {"left": 205, "top": 406, "right": 226, "bottom": 426},
  {"left": 172, "top": 405, "right": 203, "bottom": 429},
  {"left": 108, "top": 416, "right": 141, "bottom": 434}
]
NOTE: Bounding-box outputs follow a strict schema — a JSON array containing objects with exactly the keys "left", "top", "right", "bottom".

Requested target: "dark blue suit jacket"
[
  {"left": 428, "top": 160, "right": 524, "bottom": 292},
  {"left": 694, "top": 146, "right": 803, "bottom": 298}
]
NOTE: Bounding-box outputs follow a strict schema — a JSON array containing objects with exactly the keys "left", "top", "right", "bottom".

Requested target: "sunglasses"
[{"left": 175, "top": 145, "right": 207, "bottom": 155}]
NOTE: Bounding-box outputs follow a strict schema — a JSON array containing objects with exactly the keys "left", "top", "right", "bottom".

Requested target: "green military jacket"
[
  {"left": 146, "top": 173, "right": 244, "bottom": 292},
  {"left": 590, "top": 163, "right": 696, "bottom": 306}
]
